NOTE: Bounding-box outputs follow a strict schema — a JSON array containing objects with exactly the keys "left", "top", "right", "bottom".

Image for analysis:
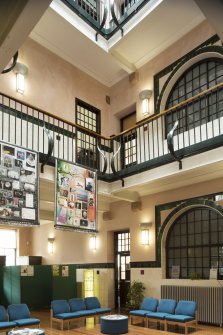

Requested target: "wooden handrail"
[
  {"left": 0, "top": 91, "right": 108, "bottom": 140},
  {"left": 1, "top": 80, "right": 223, "bottom": 141},
  {"left": 116, "top": 81, "right": 223, "bottom": 137}
]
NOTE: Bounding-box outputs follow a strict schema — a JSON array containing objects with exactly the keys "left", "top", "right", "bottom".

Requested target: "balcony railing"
[
  {"left": 60, "top": 0, "right": 150, "bottom": 39},
  {"left": 0, "top": 82, "right": 223, "bottom": 182}
]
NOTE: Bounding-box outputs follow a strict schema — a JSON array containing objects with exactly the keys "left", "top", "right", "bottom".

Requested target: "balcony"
[
  {"left": 60, "top": 0, "right": 151, "bottom": 40},
  {"left": 0, "top": 81, "right": 223, "bottom": 187}
]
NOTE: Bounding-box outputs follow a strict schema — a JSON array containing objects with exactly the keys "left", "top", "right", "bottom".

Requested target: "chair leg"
[{"left": 146, "top": 318, "right": 148, "bottom": 328}]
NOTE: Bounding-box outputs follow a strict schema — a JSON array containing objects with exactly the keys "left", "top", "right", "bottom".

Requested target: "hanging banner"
[
  {"left": 55, "top": 159, "right": 97, "bottom": 232},
  {"left": 0, "top": 141, "right": 39, "bottom": 226}
]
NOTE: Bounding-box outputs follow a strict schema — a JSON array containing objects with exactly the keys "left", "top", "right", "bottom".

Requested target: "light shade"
[
  {"left": 13, "top": 62, "right": 28, "bottom": 94},
  {"left": 89, "top": 235, "right": 97, "bottom": 251},
  {"left": 139, "top": 89, "right": 152, "bottom": 116},
  {"left": 48, "top": 237, "right": 55, "bottom": 254},
  {"left": 140, "top": 222, "right": 152, "bottom": 245},
  {"left": 16, "top": 73, "right": 25, "bottom": 94}
]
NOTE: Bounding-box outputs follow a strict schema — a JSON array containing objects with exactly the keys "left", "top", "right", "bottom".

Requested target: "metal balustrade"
[
  {"left": 60, "top": 0, "right": 149, "bottom": 39},
  {"left": 0, "top": 83, "right": 223, "bottom": 181}
]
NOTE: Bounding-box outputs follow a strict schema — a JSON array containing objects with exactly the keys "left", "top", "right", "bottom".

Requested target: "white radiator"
[{"left": 161, "top": 285, "right": 223, "bottom": 326}]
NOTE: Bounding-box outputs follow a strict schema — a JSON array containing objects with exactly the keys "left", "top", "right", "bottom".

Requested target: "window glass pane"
[
  {"left": 0, "top": 230, "right": 16, "bottom": 248},
  {"left": 165, "top": 59, "right": 223, "bottom": 136},
  {"left": 166, "top": 207, "right": 223, "bottom": 279}
]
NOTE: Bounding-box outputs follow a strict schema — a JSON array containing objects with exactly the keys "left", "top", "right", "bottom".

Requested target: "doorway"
[
  {"left": 114, "top": 231, "right": 130, "bottom": 310},
  {"left": 120, "top": 112, "right": 137, "bottom": 168}
]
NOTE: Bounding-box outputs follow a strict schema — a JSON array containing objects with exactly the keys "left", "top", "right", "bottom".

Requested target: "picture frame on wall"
[
  {"left": 0, "top": 141, "right": 39, "bottom": 226},
  {"left": 55, "top": 159, "right": 97, "bottom": 233}
]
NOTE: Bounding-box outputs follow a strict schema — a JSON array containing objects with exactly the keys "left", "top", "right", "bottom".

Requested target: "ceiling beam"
[
  {"left": 110, "top": 50, "right": 136, "bottom": 74},
  {"left": 111, "top": 190, "right": 140, "bottom": 202}
]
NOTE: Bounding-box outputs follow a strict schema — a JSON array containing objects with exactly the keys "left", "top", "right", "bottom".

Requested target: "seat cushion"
[
  {"left": 129, "top": 310, "right": 149, "bottom": 317},
  {"left": 140, "top": 298, "right": 158, "bottom": 312},
  {"left": 85, "top": 297, "right": 100, "bottom": 310},
  {"left": 51, "top": 300, "right": 70, "bottom": 316},
  {"left": 14, "top": 318, "right": 40, "bottom": 326},
  {"left": 0, "top": 321, "right": 17, "bottom": 329},
  {"left": 54, "top": 312, "right": 81, "bottom": 320},
  {"left": 68, "top": 298, "right": 86, "bottom": 312},
  {"left": 166, "top": 314, "right": 195, "bottom": 323},
  {"left": 78, "top": 310, "right": 96, "bottom": 317},
  {"left": 175, "top": 301, "right": 196, "bottom": 317},
  {"left": 146, "top": 312, "right": 172, "bottom": 320},
  {"left": 157, "top": 299, "right": 177, "bottom": 314},
  {"left": 93, "top": 308, "right": 111, "bottom": 314}
]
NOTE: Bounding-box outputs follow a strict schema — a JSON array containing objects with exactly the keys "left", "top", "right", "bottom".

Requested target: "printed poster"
[
  {"left": 0, "top": 141, "right": 39, "bottom": 225},
  {"left": 52, "top": 265, "right": 60, "bottom": 276},
  {"left": 21, "top": 265, "right": 34, "bottom": 276},
  {"left": 55, "top": 159, "right": 97, "bottom": 232},
  {"left": 62, "top": 265, "right": 69, "bottom": 277}
]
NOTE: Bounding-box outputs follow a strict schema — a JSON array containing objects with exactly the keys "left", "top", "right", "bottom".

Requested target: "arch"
[
  {"left": 157, "top": 46, "right": 223, "bottom": 113},
  {"left": 157, "top": 199, "right": 223, "bottom": 278}
]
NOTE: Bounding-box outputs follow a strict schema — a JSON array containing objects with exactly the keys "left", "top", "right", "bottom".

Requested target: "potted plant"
[{"left": 126, "top": 280, "right": 145, "bottom": 310}]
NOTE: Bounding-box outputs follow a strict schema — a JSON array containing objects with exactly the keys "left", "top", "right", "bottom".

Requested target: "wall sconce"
[
  {"left": 140, "top": 222, "right": 152, "bottom": 245},
  {"left": 48, "top": 237, "right": 55, "bottom": 254},
  {"left": 89, "top": 235, "right": 97, "bottom": 251},
  {"left": 13, "top": 62, "right": 28, "bottom": 94},
  {"left": 139, "top": 89, "right": 152, "bottom": 116}
]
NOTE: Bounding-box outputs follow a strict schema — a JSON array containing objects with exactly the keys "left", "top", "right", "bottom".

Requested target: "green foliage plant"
[{"left": 126, "top": 280, "right": 146, "bottom": 310}]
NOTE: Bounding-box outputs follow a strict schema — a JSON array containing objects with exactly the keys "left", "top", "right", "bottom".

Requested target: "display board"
[
  {"left": 0, "top": 141, "right": 39, "bottom": 226},
  {"left": 55, "top": 159, "right": 97, "bottom": 232}
]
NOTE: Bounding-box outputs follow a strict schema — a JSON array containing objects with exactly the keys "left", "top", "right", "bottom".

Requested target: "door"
[
  {"left": 114, "top": 231, "right": 130, "bottom": 310},
  {"left": 120, "top": 112, "right": 137, "bottom": 169}
]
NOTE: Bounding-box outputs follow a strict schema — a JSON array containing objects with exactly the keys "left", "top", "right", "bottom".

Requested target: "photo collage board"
[
  {"left": 0, "top": 141, "right": 39, "bottom": 225},
  {"left": 55, "top": 159, "right": 97, "bottom": 232}
]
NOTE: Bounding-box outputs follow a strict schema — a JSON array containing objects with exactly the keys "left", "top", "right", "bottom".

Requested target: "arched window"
[
  {"left": 166, "top": 207, "right": 223, "bottom": 279},
  {"left": 165, "top": 58, "right": 223, "bottom": 134}
]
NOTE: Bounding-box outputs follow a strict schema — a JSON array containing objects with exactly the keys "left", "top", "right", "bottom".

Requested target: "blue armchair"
[
  {"left": 165, "top": 300, "right": 197, "bottom": 334},
  {"left": 0, "top": 305, "right": 17, "bottom": 332},
  {"left": 146, "top": 298, "right": 177, "bottom": 328},
  {"left": 8, "top": 303, "right": 40, "bottom": 328},
  {"left": 129, "top": 297, "right": 158, "bottom": 325}
]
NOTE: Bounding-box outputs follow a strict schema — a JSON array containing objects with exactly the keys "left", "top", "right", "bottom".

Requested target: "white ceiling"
[{"left": 29, "top": 0, "right": 205, "bottom": 87}]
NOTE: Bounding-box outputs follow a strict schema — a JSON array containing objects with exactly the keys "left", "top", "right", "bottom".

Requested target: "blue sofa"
[
  {"left": 0, "top": 305, "right": 17, "bottom": 332},
  {"left": 51, "top": 297, "right": 111, "bottom": 330},
  {"left": 8, "top": 303, "right": 40, "bottom": 328},
  {"left": 130, "top": 298, "right": 197, "bottom": 334},
  {"left": 129, "top": 297, "right": 158, "bottom": 325}
]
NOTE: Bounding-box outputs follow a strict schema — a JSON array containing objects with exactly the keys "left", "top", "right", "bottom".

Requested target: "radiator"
[{"left": 161, "top": 285, "right": 223, "bottom": 326}]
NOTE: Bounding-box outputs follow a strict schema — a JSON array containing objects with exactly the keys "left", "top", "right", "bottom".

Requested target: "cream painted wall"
[
  {"left": 25, "top": 175, "right": 223, "bottom": 305},
  {"left": 0, "top": 21, "right": 216, "bottom": 139},
  {"left": 0, "top": 38, "right": 112, "bottom": 137},
  {"left": 0, "top": 15, "right": 221, "bottom": 305},
  {"left": 18, "top": 227, "right": 32, "bottom": 256},
  {"left": 110, "top": 20, "right": 216, "bottom": 128},
  {"left": 29, "top": 176, "right": 223, "bottom": 265}
]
